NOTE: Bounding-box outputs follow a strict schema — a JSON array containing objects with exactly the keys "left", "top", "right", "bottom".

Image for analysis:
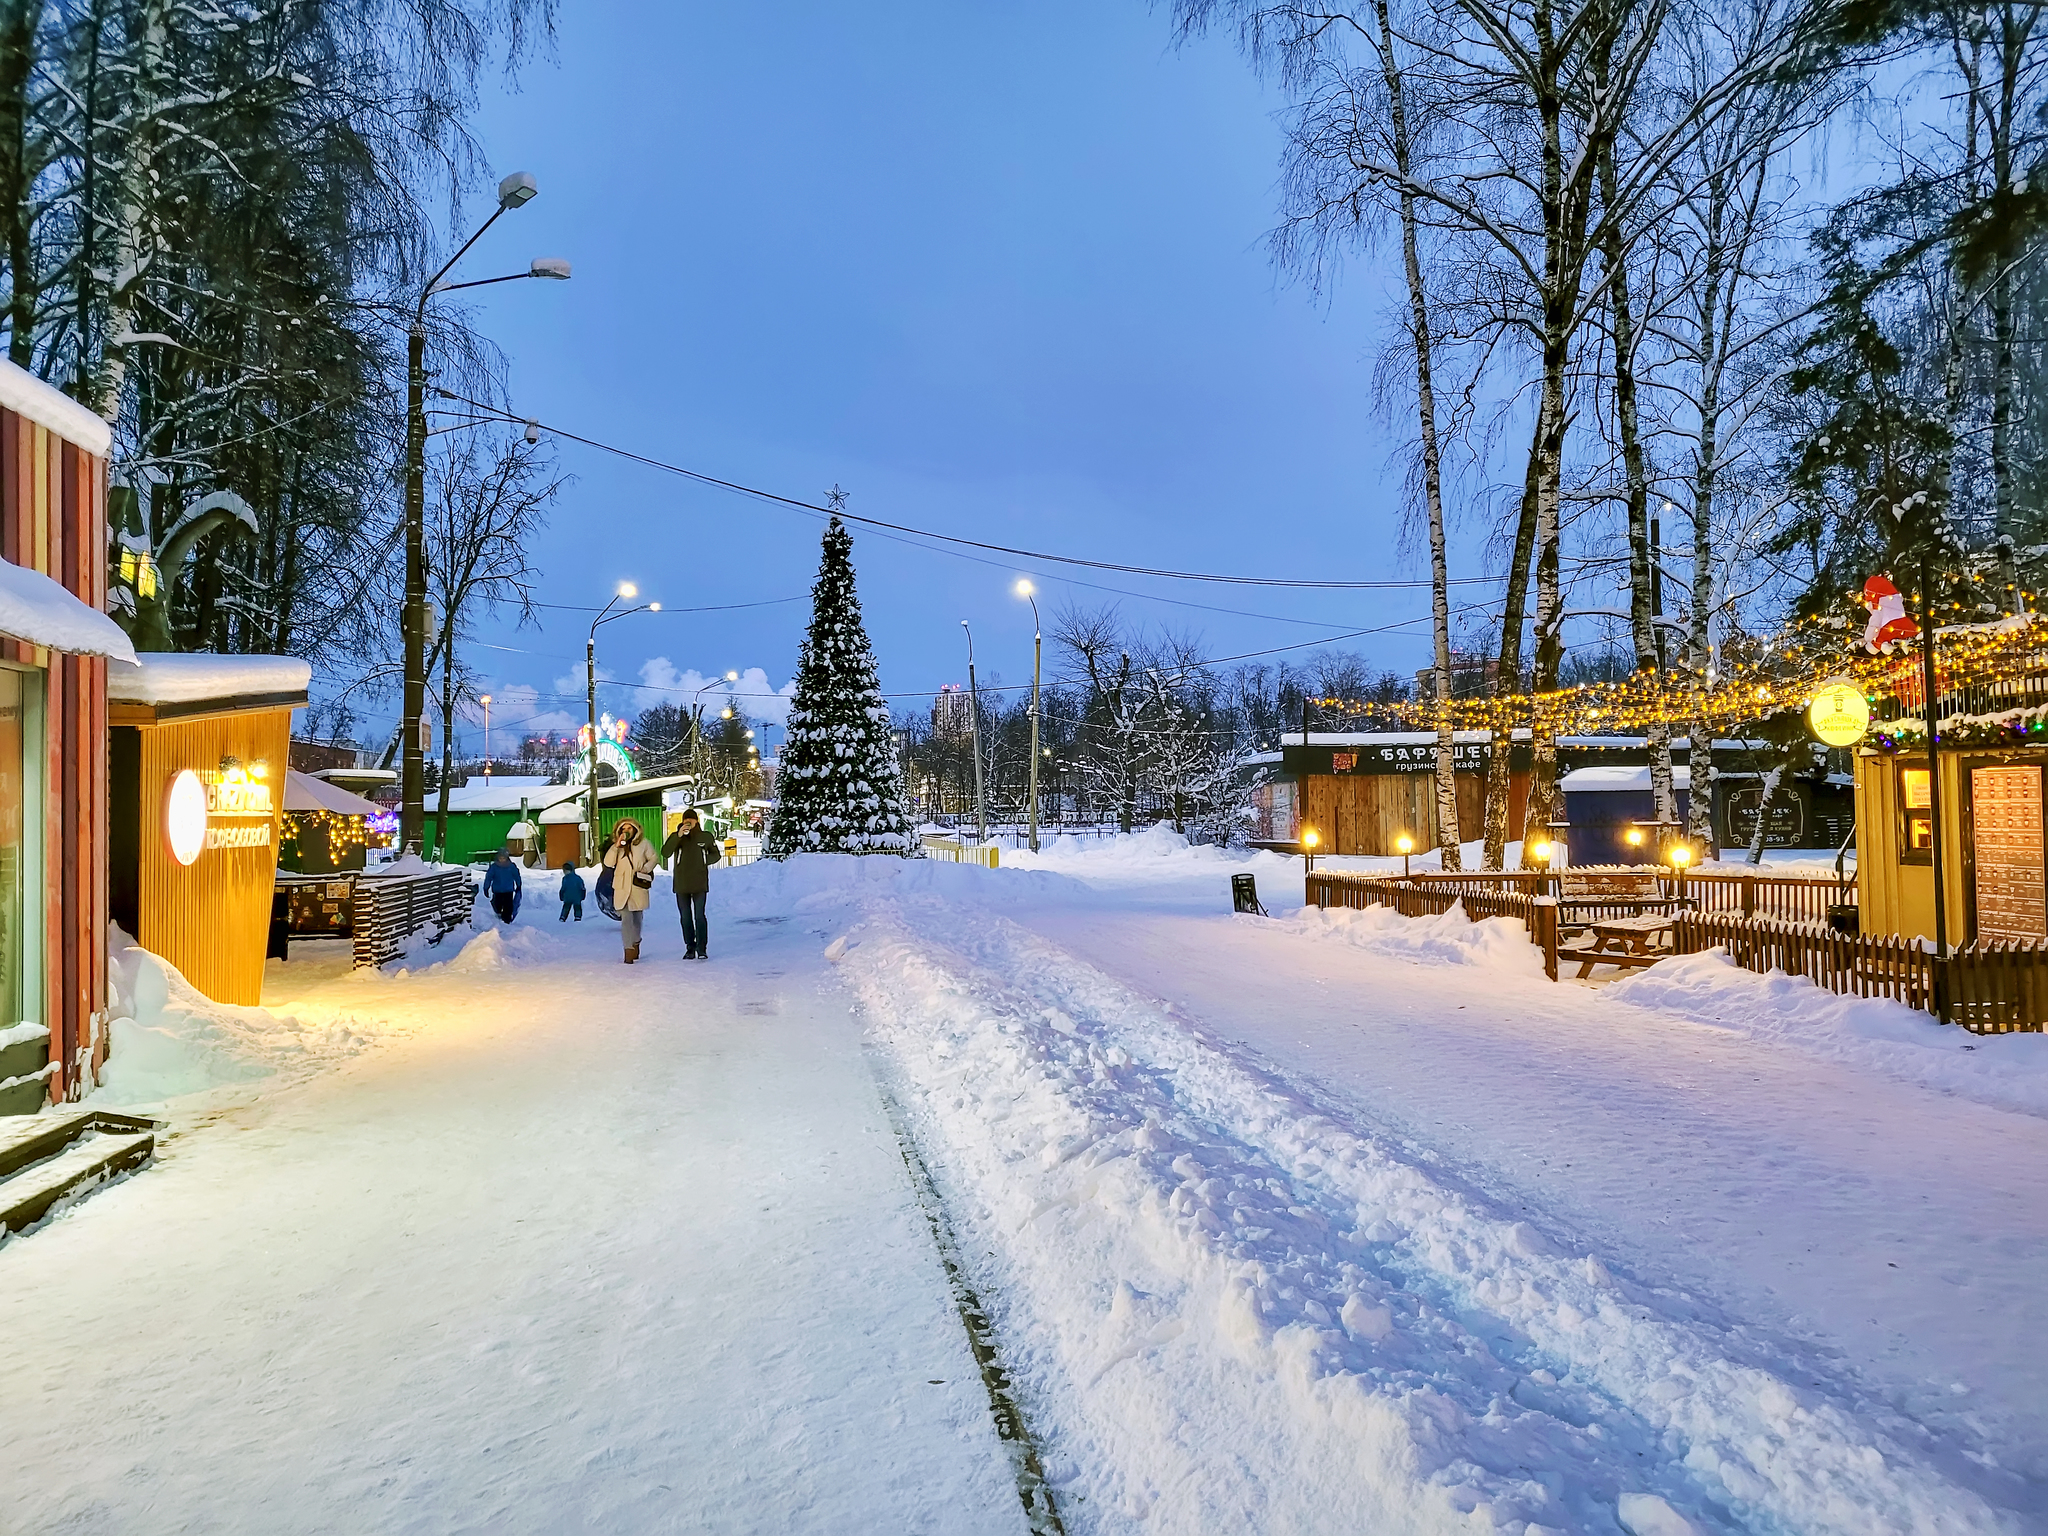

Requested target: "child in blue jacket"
[{"left": 559, "top": 861, "right": 586, "bottom": 922}]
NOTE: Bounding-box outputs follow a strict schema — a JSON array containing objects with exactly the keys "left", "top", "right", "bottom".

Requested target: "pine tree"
[{"left": 764, "top": 511, "right": 913, "bottom": 857}]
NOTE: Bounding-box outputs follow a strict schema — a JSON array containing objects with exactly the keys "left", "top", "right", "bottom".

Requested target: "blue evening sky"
[{"left": 431, "top": 0, "right": 1468, "bottom": 753}]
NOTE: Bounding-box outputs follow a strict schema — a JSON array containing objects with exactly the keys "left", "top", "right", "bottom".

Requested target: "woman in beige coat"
[{"left": 602, "top": 820, "right": 660, "bottom": 963}]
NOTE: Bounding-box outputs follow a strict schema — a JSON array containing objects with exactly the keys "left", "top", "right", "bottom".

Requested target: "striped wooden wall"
[
  {"left": 135, "top": 709, "right": 291, "bottom": 1006},
  {"left": 1302, "top": 770, "right": 1530, "bottom": 856},
  {"left": 0, "top": 407, "right": 107, "bottom": 1101}
]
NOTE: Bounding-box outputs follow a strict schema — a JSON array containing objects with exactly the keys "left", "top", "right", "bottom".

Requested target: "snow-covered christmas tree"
[{"left": 764, "top": 505, "right": 914, "bottom": 858}]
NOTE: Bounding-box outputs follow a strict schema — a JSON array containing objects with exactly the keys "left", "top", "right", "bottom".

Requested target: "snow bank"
[
  {"left": 718, "top": 851, "right": 1093, "bottom": 920},
  {"left": 847, "top": 903, "right": 2012, "bottom": 1536},
  {"left": 1611, "top": 950, "right": 2048, "bottom": 1120},
  {"left": 1290, "top": 899, "right": 1547, "bottom": 975},
  {"left": 1004, "top": 824, "right": 1295, "bottom": 885},
  {"left": 96, "top": 930, "right": 371, "bottom": 1107}
]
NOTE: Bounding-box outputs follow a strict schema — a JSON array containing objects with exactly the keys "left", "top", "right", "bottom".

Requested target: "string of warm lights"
[{"left": 1308, "top": 609, "right": 2048, "bottom": 740}]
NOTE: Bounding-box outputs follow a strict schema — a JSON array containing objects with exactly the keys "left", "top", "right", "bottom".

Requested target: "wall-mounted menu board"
[{"left": 1971, "top": 765, "right": 2047, "bottom": 940}]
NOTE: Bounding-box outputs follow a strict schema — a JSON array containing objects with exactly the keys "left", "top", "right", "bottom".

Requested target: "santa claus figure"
[{"left": 1862, "top": 573, "right": 1919, "bottom": 650}]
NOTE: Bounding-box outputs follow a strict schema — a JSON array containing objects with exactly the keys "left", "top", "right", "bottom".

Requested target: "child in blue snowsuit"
[
  {"left": 482, "top": 851, "right": 522, "bottom": 923},
  {"left": 559, "top": 861, "right": 586, "bottom": 922}
]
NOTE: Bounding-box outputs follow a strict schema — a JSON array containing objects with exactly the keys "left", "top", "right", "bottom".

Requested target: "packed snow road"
[
  {"left": 4, "top": 840, "right": 2044, "bottom": 1536},
  {"left": 0, "top": 888, "right": 1021, "bottom": 1535}
]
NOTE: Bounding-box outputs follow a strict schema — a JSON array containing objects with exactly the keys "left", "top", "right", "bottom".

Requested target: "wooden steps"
[{"left": 0, "top": 1108, "right": 158, "bottom": 1237}]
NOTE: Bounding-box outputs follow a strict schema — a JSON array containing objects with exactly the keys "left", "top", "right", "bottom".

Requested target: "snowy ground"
[{"left": 3, "top": 832, "right": 2042, "bottom": 1534}]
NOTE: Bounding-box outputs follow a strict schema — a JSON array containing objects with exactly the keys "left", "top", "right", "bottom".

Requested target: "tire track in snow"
[
  {"left": 840, "top": 898, "right": 2019, "bottom": 1536},
  {"left": 872, "top": 1057, "right": 1068, "bottom": 1536}
]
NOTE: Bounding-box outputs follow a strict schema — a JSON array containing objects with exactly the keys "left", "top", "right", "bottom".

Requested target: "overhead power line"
[{"left": 436, "top": 390, "right": 1506, "bottom": 593}]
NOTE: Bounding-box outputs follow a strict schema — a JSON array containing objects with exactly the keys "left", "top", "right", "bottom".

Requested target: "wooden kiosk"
[{"left": 108, "top": 654, "right": 310, "bottom": 1005}]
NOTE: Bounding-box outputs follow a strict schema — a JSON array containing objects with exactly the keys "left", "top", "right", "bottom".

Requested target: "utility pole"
[
  {"left": 1017, "top": 580, "right": 1042, "bottom": 852},
  {"left": 400, "top": 170, "right": 561, "bottom": 852},
  {"left": 962, "top": 621, "right": 987, "bottom": 845}
]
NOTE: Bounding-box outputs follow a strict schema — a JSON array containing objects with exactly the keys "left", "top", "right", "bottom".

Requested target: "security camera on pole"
[{"left": 401, "top": 170, "right": 569, "bottom": 855}]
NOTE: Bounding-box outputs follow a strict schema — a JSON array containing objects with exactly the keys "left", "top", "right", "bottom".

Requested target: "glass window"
[{"left": 1899, "top": 763, "right": 1933, "bottom": 858}]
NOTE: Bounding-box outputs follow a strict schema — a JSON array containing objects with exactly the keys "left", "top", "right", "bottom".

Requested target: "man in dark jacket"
[
  {"left": 661, "top": 810, "right": 722, "bottom": 959},
  {"left": 482, "top": 850, "right": 522, "bottom": 923}
]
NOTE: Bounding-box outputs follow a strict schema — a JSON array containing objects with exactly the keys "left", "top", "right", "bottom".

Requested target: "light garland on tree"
[{"left": 1308, "top": 608, "right": 2048, "bottom": 740}]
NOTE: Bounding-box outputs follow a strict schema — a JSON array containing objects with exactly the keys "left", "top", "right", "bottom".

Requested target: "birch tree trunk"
[
  {"left": 88, "top": 0, "right": 166, "bottom": 422},
  {"left": 1375, "top": 0, "right": 1461, "bottom": 870},
  {"left": 1597, "top": 129, "right": 1676, "bottom": 829},
  {"left": 1481, "top": 410, "right": 1546, "bottom": 870}
]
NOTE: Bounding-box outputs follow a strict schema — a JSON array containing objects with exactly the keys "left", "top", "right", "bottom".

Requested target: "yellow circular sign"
[{"left": 1808, "top": 678, "right": 1870, "bottom": 747}]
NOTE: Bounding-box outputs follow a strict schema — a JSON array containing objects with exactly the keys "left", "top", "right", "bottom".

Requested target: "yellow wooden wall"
[
  {"left": 1854, "top": 749, "right": 1968, "bottom": 944},
  {"left": 135, "top": 708, "right": 290, "bottom": 1005}
]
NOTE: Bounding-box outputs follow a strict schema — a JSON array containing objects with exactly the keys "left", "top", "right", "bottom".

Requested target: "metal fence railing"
[{"left": 920, "top": 837, "right": 1001, "bottom": 868}]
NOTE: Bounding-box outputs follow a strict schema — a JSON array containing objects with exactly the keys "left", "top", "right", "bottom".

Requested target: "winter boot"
[{"left": 624, "top": 945, "right": 639, "bottom": 964}]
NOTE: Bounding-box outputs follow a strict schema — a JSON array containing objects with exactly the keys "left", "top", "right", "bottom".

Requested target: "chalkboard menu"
[{"left": 1971, "top": 766, "right": 2046, "bottom": 941}]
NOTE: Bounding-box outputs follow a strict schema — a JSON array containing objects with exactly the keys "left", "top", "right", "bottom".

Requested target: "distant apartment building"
[{"left": 932, "top": 683, "right": 976, "bottom": 741}]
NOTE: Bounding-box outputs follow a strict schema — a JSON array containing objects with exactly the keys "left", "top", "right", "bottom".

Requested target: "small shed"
[
  {"left": 280, "top": 769, "right": 382, "bottom": 875},
  {"left": 108, "top": 652, "right": 310, "bottom": 1005},
  {"left": 1556, "top": 766, "right": 1692, "bottom": 865},
  {"left": 539, "top": 797, "right": 584, "bottom": 868},
  {"left": 1855, "top": 740, "right": 2047, "bottom": 945}
]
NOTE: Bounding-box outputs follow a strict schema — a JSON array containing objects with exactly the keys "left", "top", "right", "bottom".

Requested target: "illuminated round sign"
[
  {"left": 1808, "top": 677, "right": 1871, "bottom": 747},
  {"left": 165, "top": 769, "right": 208, "bottom": 865}
]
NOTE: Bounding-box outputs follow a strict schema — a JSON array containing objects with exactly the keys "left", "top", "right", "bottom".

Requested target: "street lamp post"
[
  {"left": 585, "top": 583, "right": 659, "bottom": 861},
  {"left": 961, "top": 620, "right": 987, "bottom": 846},
  {"left": 402, "top": 170, "right": 568, "bottom": 854},
  {"left": 480, "top": 694, "right": 492, "bottom": 780},
  {"left": 1015, "top": 581, "right": 1041, "bottom": 852}
]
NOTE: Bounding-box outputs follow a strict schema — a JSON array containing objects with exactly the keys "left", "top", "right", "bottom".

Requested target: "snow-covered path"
[
  {"left": 0, "top": 904, "right": 1021, "bottom": 1535},
  {"left": 8, "top": 842, "right": 2044, "bottom": 1535},
  {"left": 1011, "top": 898, "right": 2048, "bottom": 1498}
]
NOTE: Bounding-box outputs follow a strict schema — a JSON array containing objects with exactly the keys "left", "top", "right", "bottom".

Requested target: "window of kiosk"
[
  {"left": 1899, "top": 762, "right": 1933, "bottom": 863},
  {"left": 0, "top": 666, "right": 42, "bottom": 1037}
]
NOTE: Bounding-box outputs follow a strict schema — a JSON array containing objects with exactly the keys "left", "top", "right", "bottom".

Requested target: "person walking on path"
[
  {"left": 559, "top": 861, "right": 586, "bottom": 922},
  {"left": 482, "top": 851, "right": 522, "bottom": 924},
  {"left": 602, "top": 821, "right": 659, "bottom": 963},
  {"left": 661, "top": 810, "right": 722, "bottom": 959}
]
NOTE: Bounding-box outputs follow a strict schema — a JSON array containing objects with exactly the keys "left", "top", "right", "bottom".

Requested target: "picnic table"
[
  {"left": 1560, "top": 913, "right": 1676, "bottom": 978},
  {"left": 1555, "top": 869, "right": 1689, "bottom": 929}
]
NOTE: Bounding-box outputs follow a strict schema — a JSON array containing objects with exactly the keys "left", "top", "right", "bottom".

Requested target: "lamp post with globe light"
[
  {"left": 585, "top": 583, "right": 659, "bottom": 860},
  {"left": 480, "top": 694, "right": 492, "bottom": 780}
]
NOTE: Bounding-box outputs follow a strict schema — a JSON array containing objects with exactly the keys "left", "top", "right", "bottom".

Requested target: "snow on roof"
[
  {"left": 107, "top": 652, "right": 311, "bottom": 705},
  {"left": 1559, "top": 765, "right": 1693, "bottom": 793},
  {"left": 439, "top": 780, "right": 583, "bottom": 814},
  {"left": 0, "top": 556, "right": 136, "bottom": 662},
  {"left": 282, "top": 769, "right": 382, "bottom": 817},
  {"left": 0, "top": 357, "right": 110, "bottom": 458},
  {"left": 538, "top": 798, "right": 585, "bottom": 824}
]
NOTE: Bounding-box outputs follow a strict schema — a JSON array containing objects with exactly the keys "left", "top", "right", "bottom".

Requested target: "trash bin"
[
  {"left": 1231, "top": 873, "right": 1265, "bottom": 915},
  {"left": 1826, "top": 903, "right": 1859, "bottom": 935}
]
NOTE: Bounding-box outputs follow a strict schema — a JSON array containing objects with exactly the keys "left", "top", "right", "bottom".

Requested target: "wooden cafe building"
[{"left": 0, "top": 358, "right": 313, "bottom": 1116}]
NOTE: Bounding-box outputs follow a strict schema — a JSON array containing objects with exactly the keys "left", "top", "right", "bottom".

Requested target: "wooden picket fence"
[
  {"left": 1303, "top": 870, "right": 2046, "bottom": 1033},
  {"left": 1394, "top": 867, "right": 1851, "bottom": 924},
  {"left": 1306, "top": 872, "right": 1561, "bottom": 981},
  {"left": 1673, "top": 911, "right": 2048, "bottom": 1034}
]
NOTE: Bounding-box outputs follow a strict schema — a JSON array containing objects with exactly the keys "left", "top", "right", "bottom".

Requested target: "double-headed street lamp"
[
  {"left": 401, "top": 170, "right": 570, "bottom": 853},
  {"left": 586, "top": 583, "right": 659, "bottom": 860},
  {"left": 1015, "top": 580, "right": 1041, "bottom": 852}
]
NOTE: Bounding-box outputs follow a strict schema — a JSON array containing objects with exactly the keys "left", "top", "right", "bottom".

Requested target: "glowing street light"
[
  {"left": 585, "top": 580, "right": 658, "bottom": 860},
  {"left": 1016, "top": 579, "right": 1041, "bottom": 852},
  {"left": 1395, "top": 832, "right": 1414, "bottom": 879},
  {"left": 1302, "top": 826, "right": 1320, "bottom": 874},
  {"left": 480, "top": 693, "right": 492, "bottom": 780}
]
